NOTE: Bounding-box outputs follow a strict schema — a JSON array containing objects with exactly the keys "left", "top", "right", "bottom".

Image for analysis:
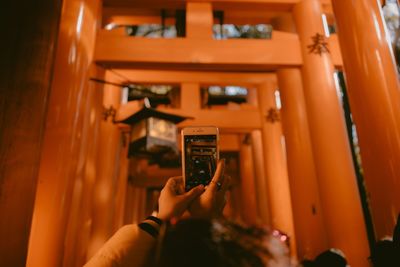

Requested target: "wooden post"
[
  {"left": 332, "top": 0, "right": 400, "bottom": 238},
  {"left": 278, "top": 68, "right": 328, "bottom": 259},
  {"left": 0, "top": 0, "right": 62, "bottom": 265},
  {"left": 186, "top": 2, "right": 213, "bottom": 39},
  {"left": 238, "top": 134, "right": 259, "bottom": 225},
  {"left": 250, "top": 130, "right": 271, "bottom": 225},
  {"left": 181, "top": 83, "right": 201, "bottom": 110},
  {"left": 258, "top": 81, "right": 297, "bottom": 255},
  {"left": 293, "top": 0, "right": 370, "bottom": 265},
  {"left": 86, "top": 70, "right": 122, "bottom": 259},
  {"left": 26, "top": 0, "right": 102, "bottom": 266},
  {"left": 112, "top": 131, "right": 131, "bottom": 231}
]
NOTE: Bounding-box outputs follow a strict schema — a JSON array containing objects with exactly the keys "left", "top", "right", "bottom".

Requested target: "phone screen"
[{"left": 184, "top": 134, "right": 218, "bottom": 191}]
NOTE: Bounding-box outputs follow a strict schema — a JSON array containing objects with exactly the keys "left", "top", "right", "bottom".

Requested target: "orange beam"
[
  {"left": 104, "top": 10, "right": 289, "bottom": 27},
  {"left": 103, "top": 0, "right": 332, "bottom": 13},
  {"left": 95, "top": 31, "right": 343, "bottom": 70},
  {"left": 103, "top": 0, "right": 300, "bottom": 11},
  {"left": 115, "top": 69, "right": 275, "bottom": 86},
  {"left": 95, "top": 30, "right": 302, "bottom": 71},
  {"left": 117, "top": 103, "right": 262, "bottom": 130},
  {"left": 220, "top": 10, "right": 286, "bottom": 24}
]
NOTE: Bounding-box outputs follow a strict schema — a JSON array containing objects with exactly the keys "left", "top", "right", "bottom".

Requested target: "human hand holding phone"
[
  {"left": 188, "top": 159, "right": 230, "bottom": 219},
  {"left": 158, "top": 177, "right": 205, "bottom": 221}
]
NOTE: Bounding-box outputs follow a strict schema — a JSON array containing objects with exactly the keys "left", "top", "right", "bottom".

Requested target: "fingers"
[
  {"left": 165, "top": 176, "right": 184, "bottom": 194},
  {"left": 220, "top": 174, "right": 231, "bottom": 193},
  {"left": 168, "top": 176, "right": 183, "bottom": 185},
  {"left": 182, "top": 184, "right": 205, "bottom": 203},
  {"left": 208, "top": 159, "right": 226, "bottom": 193}
]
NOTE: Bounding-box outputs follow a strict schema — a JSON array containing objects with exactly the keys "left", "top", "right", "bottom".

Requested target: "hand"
[
  {"left": 189, "top": 159, "right": 230, "bottom": 219},
  {"left": 158, "top": 176, "right": 205, "bottom": 221}
]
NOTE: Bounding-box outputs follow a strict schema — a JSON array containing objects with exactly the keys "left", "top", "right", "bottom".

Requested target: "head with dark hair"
[
  {"left": 157, "top": 219, "right": 290, "bottom": 267},
  {"left": 393, "top": 214, "right": 400, "bottom": 249},
  {"left": 369, "top": 215, "right": 400, "bottom": 267},
  {"left": 300, "top": 259, "right": 316, "bottom": 267},
  {"left": 370, "top": 239, "right": 399, "bottom": 267},
  {"left": 314, "top": 249, "right": 347, "bottom": 267}
]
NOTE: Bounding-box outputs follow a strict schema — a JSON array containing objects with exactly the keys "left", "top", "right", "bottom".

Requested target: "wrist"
[
  {"left": 146, "top": 215, "right": 164, "bottom": 226},
  {"left": 157, "top": 212, "right": 170, "bottom": 221},
  {"left": 138, "top": 216, "right": 164, "bottom": 238}
]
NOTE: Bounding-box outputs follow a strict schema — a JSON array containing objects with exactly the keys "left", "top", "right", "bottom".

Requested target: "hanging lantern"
[{"left": 119, "top": 105, "right": 188, "bottom": 157}]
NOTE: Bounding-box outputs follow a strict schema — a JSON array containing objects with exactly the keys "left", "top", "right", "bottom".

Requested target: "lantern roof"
[{"left": 118, "top": 106, "right": 189, "bottom": 125}]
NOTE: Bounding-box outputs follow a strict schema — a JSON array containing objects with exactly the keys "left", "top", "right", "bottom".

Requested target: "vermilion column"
[
  {"left": 258, "top": 82, "right": 297, "bottom": 254},
  {"left": 277, "top": 68, "right": 328, "bottom": 259},
  {"left": 86, "top": 70, "right": 122, "bottom": 259},
  {"left": 113, "top": 130, "right": 130, "bottom": 231},
  {"left": 331, "top": 0, "right": 400, "bottom": 237},
  {"left": 26, "top": 0, "right": 101, "bottom": 266},
  {"left": 273, "top": 13, "right": 328, "bottom": 259},
  {"left": 186, "top": 2, "right": 213, "bottom": 39},
  {"left": 251, "top": 130, "right": 271, "bottom": 225},
  {"left": 293, "top": 0, "right": 370, "bottom": 266},
  {"left": 238, "top": 134, "right": 259, "bottom": 225}
]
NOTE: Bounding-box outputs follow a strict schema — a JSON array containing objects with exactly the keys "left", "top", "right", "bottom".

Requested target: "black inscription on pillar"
[
  {"left": 307, "top": 33, "right": 330, "bottom": 55},
  {"left": 103, "top": 105, "right": 117, "bottom": 122},
  {"left": 266, "top": 108, "right": 280, "bottom": 123}
]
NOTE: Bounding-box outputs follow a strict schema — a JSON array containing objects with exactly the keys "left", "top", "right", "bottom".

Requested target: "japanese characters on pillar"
[
  {"left": 293, "top": 0, "right": 370, "bottom": 266},
  {"left": 257, "top": 81, "right": 297, "bottom": 257},
  {"left": 273, "top": 13, "right": 328, "bottom": 259}
]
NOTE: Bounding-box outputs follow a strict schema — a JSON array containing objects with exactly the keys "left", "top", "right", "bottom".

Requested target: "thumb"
[{"left": 181, "top": 185, "right": 205, "bottom": 203}]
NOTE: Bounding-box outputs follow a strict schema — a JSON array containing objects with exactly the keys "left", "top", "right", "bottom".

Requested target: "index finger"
[
  {"left": 166, "top": 176, "right": 184, "bottom": 194},
  {"left": 208, "top": 159, "right": 225, "bottom": 193}
]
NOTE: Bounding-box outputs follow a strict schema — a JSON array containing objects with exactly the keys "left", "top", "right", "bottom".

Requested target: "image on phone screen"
[{"left": 184, "top": 135, "right": 217, "bottom": 191}]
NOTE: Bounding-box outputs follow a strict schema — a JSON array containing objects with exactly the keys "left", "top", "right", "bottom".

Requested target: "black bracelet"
[
  {"left": 138, "top": 222, "right": 159, "bottom": 238},
  {"left": 146, "top": 215, "right": 163, "bottom": 226}
]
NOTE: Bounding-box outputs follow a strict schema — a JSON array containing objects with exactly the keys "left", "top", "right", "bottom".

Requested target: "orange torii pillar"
[
  {"left": 26, "top": 0, "right": 101, "bottom": 266},
  {"left": 112, "top": 130, "right": 131, "bottom": 231},
  {"left": 273, "top": 13, "right": 328, "bottom": 259},
  {"left": 238, "top": 134, "right": 259, "bottom": 225},
  {"left": 186, "top": 2, "right": 213, "bottom": 39},
  {"left": 251, "top": 130, "right": 271, "bottom": 225},
  {"left": 258, "top": 81, "right": 297, "bottom": 254},
  {"left": 86, "top": 71, "right": 123, "bottom": 259},
  {"left": 277, "top": 68, "right": 328, "bottom": 259},
  {"left": 331, "top": 0, "right": 400, "bottom": 237},
  {"left": 293, "top": 0, "right": 370, "bottom": 265}
]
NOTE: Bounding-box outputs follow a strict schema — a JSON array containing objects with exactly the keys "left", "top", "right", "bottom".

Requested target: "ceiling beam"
[
  {"left": 116, "top": 102, "right": 262, "bottom": 130},
  {"left": 95, "top": 31, "right": 342, "bottom": 71},
  {"left": 103, "top": 0, "right": 300, "bottom": 11},
  {"left": 111, "top": 69, "right": 276, "bottom": 86},
  {"left": 95, "top": 30, "right": 302, "bottom": 71}
]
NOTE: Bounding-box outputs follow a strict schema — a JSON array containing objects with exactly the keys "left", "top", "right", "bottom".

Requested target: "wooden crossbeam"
[
  {"left": 102, "top": 0, "right": 334, "bottom": 29},
  {"left": 116, "top": 102, "right": 262, "bottom": 130},
  {"left": 95, "top": 30, "right": 302, "bottom": 71},
  {"left": 103, "top": 0, "right": 299, "bottom": 11},
  {"left": 95, "top": 31, "right": 342, "bottom": 70},
  {"left": 103, "top": 7, "right": 288, "bottom": 26},
  {"left": 114, "top": 69, "right": 276, "bottom": 86}
]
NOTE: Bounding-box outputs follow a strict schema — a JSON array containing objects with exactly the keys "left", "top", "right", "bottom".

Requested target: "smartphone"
[{"left": 181, "top": 126, "right": 219, "bottom": 191}]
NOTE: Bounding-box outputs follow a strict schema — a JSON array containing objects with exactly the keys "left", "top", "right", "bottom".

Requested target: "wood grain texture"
[{"left": 0, "top": 0, "right": 62, "bottom": 266}]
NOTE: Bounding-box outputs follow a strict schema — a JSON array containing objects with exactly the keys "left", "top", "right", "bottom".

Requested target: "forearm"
[{"left": 84, "top": 219, "right": 161, "bottom": 267}]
